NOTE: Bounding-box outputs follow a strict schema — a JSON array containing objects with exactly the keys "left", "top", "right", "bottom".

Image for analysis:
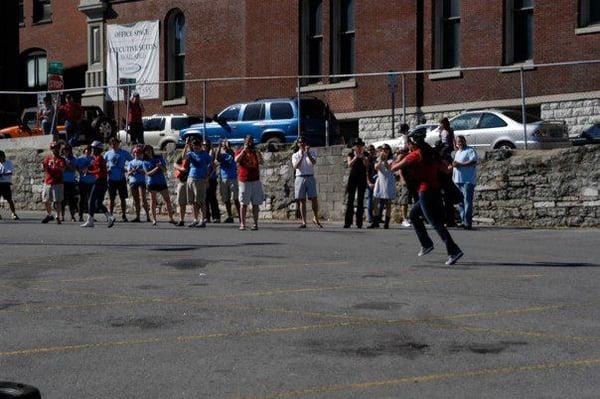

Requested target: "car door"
[
  {"left": 210, "top": 104, "right": 242, "bottom": 144},
  {"left": 239, "top": 102, "right": 266, "bottom": 143},
  {"left": 142, "top": 117, "right": 165, "bottom": 147},
  {"left": 449, "top": 113, "right": 483, "bottom": 148},
  {"left": 267, "top": 102, "right": 295, "bottom": 141},
  {"left": 476, "top": 112, "right": 510, "bottom": 149}
]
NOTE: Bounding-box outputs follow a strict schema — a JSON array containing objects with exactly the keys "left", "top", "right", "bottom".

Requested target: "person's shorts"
[
  {"left": 294, "top": 175, "right": 317, "bottom": 200},
  {"left": 399, "top": 184, "right": 411, "bottom": 205},
  {"left": 0, "top": 183, "right": 12, "bottom": 201},
  {"left": 42, "top": 184, "right": 64, "bottom": 203},
  {"left": 188, "top": 179, "right": 207, "bottom": 205},
  {"left": 148, "top": 183, "right": 168, "bottom": 193},
  {"left": 129, "top": 181, "right": 146, "bottom": 191},
  {"left": 108, "top": 179, "right": 128, "bottom": 200},
  {"left": 239, "top": 180, "right": 264, "bottom": 206},
  {"left": 219, "top": 179, "right": 239, "bottom": 203},
  {"left": 176, "top": 182, "right": 189, "bottom": 206}
]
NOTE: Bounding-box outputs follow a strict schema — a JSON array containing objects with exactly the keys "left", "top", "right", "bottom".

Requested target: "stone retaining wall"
[{"left": 3, "top": 144, "right": 600, "bottom": 227}]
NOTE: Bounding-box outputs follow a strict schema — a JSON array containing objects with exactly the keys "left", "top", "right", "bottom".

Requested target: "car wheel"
[
  {"left": 494, "top": 141, "right": 516, "bottom": 150},
  {"left": 265, "top": 136, "right": 284, "bottom": 152},
  {"left": 96, "top": 119, "right": 114, "bottom": 142},
  {"left": 162, "top": 141, "right": 176, "bottom": 153}
]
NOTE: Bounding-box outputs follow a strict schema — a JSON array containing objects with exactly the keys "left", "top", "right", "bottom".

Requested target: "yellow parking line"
[{"left": 240, "top": 358, "right": 600, "bottom": 399}]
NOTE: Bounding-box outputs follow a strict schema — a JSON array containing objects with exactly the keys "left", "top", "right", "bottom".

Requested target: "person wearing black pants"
[
  {"left": 204, "top": 140, "right": 221, "bottom": 223},
  {"left": 344, "top": 138, "right": 369, "bottom": 228},
  {"left": 391, "top": 132, "right": 464, "bottom": 266},
  {"left": 76, "top": 146, "right": 96, "bottom": 222},
  {"left": 81, "top": 141, "right": 115, "bottom": 228}
]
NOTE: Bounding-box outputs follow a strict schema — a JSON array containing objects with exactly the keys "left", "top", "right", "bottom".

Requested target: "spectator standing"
[
  {"left": 344, "top": 138, "right": 369, "bottom": 229},
  {"left": 391, "top": 131, "right": 464, "bottom": 266},
  {"left": 366, "top": 144, "right": 378, "bottom": 225},
  {"left": 128, "top": 92, "right": 145, "bottom": 145},
  {"left": 369, "top": 144, "right": 395, "bottom": 229},
  {"left": 217, "top": 139, "right": 240, "bottom": 224},
  {"left": 75, "top": 146, "right": 96, "bottom": 222},
  {"left": 452, "top": 135, "right": 478, "bottom": 230},
  {"left": 0, "top": 150, "right": 19, "bottom": 220},
  {"left": 437, "top": 117, "right": 455, "bottom": 162},
  {"left": 58, "top": 94, "right": 83, "bottom": 146},
  {"left": 184, "top": 138, "right": 211, "bottom": 228},
  {"left": 61, "top": 144, "right": 79, "bottom": 222},
  {"left": 127, "top": 146, "right": 150, "bottom": 223},
  {"left": 81, "top": 141, "right": 115, "bottom": 228},
  {"left": 204, "top": 139, "right": 221, "bottom": 223},
  {"left": 104, "top": 138, "right": 133, "bottom": 222},
  {"left": 173, "top": 148, "right": 190, "bottom": 227},
  {"left": 235, "top": 135, "right": 264, "bottom": 231},
  {"left": 41, "top": 142, "right": 66, "bottom": 224},
  {"left": 39, "top": 95, "right": 55, "bottom": 137},
  {"left": 143, "top": 145, "right": 176, "bottom": 226},
  {"left": 394, "top": 124, "right": 414, "bottom": 227},
  {"left": 292, "top": 136, "right": 323, "bottom": 229}
]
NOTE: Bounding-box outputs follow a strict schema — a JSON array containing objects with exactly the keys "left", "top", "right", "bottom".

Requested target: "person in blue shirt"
[
  {"left": 204, "top": 139, "right": 221, "bottom": 223},
  {"left": 60, "top": 144, "right": 79, "bottom": 222},
  {"left": 142, "top": 145, "right": 175, "bottom": 226},
  {"left": 217, "top": 139, "right": 240, "bottom": 224},
  {"left": 104, "top": 137, "right": 133, "bottom": 222},
  {"left": 184, "top": 138, "right": 212, "bottom": 227},
  {"left": 452, "top": 135, "right": 478, "bottom": 230},
  {"left": 127, "top": 145, "right": 150, "bottom": 223},
  {"left": 75, "top": 146, "right": 96, "bottom": 222}
]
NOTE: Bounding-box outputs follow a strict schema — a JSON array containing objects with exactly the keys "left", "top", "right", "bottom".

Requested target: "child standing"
[
  {"left": 127, "top": 146, "right": 150, "bottom": 223},
  {"left": 371, "top": 144, "right": 396, "bottom": 229}
]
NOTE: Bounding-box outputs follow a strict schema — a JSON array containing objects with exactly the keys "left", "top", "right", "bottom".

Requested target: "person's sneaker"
[
  {"left": 418, "top": 246, "right": 434, "bottom": 257},
  {"left": 122, "top": 216, "right": 129, "bottom": 223},
  {"left": 401, "top": 220, "right": 412, "bottom": 228},
  {"left": 56, "top": 218, "right": 62, "bottom": 225},
  {"left": 12, "top": 214, "right": 19, "bottom": 220},
  {"left": 343, "top": 224, "right": 351, "bottom": 229},
  {"left": 224, "top": 217, "right": 234, "bottom": 224},
  {"left": 213, "top": 219, "right": 221, "bottom": 224},
  {"left": 198, "top": 221, "right": 206, "bottom": 228},
  {"left": 70, "top": 217, "right": 77, "bottom": 222},
  {"left": 107, "top": 216, "right": 115, "bottom": 228},
  {"left": 298, "top": 224, "right": 307, "bottom": 229},
  {"left": 239, "top": 225, "right": 246, "bottom": 231},
  {"left": 41, "top": 214, "right": 53, "bottom": 224},
  {"left": 445, "top": 251, "right": 464, "bottom": 266},
  {"left": 177, "top": 221, "right": 185, "bottom": 227},
  {"left": 80, "top": 219, "right": 94, "bottom": 228},
  {"left": 251, "top": 224, "right": 258, "bottom": 231},
  {"left": 188, "top": 220, "right": 198, "bottom": 228},
  {"left": 152, "top": 220, "right": 158, "bottom": 226}
]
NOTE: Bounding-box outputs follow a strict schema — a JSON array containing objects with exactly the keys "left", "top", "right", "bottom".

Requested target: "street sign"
[
  {"left": 48, "top": 61, "right": 64, "bottom": 75},
  {"left": 119, "top": 77, "right": 137, "bottom": 92},
  {"left": 47, "top": 61, "right": 64, "bottom": 91}
]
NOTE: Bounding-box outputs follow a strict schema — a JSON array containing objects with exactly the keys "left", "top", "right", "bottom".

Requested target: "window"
[
  {"left": 479, "top": 113, "right": 508, "bottom": 129},
  {"left": 300, "top": 0, "right": 323, "bottom": 84},
  {"left": 19, "top": 0, "right": 24, "bottom": 25},
  {"left": 506, "top": 0, "right": 534, "bottom": 64},
  {"left": 165, "top": 10, "right": 185, "bottom": 100},
  {"left": 91, "top": 26, "right": 101, "bottom": 64},
  {"left": 450, "top": 113, "right": 481, "bottom": 130},
  {"left": 242, "top": 103, "right": 265, "bottom": 121},
  {"left": 33, "top": 0, "right": 52, "bottom": 23},
  {"left": 331, "top": 0, "right": 355, "bottom": 81},
  {"left": 171, "top": 118, "right": 190, "bottom": 131},
  {"left": 500, "top": 110, "right": 542, "bottom": 123},
  {"left": 24, "top": 51, "right": 47, "bottom": 89},
  {"left": 270, "top": 103, "right": 294, "bottom": 120},
  {"left": 219, "top": 105, "right": 241, "bottom": 122},
  {"left": 299, "top": 99, "right": 327, "bottom": 119},
  {"left": 579, "top": 0, "right": 600, "bottom": 27},
  {"left": 143, "top": 118, "right": 166, "bottom": 131},
  {"left": 435, "top": 0, "right": 461, "bottom": 69}
]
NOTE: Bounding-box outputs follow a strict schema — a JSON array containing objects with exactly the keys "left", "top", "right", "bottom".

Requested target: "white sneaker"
[
  {"left": 401, "top": 220, "right": 412, "bottom": 228},
  {"left": 81, "top": 218, "right": 94, "bottom": 228}
]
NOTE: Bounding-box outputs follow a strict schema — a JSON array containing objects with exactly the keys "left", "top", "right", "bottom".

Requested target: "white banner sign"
[{"left": 106, "top": 20, "right": 160, "bottom": 100}]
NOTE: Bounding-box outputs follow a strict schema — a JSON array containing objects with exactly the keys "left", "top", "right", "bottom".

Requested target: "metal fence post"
[
  {"left": 297, "top": 77, "right": 301, "bottom": 138},
  {"left": 401, "top": 73, "right": 407, "bottom": 124},
  {"left": 520, "top": 66, "right": 528, "bottom": 150},
  {"left": 202, "top": 80, "right": 207, "bottom": 141}
]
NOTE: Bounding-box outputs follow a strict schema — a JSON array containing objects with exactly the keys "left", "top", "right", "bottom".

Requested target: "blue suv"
[{"left": 179, "top": 98, "right": 339, "bottom": 147}]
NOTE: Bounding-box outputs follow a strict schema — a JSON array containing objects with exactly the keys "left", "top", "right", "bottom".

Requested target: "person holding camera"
[
  {"left": 127, "top": 146, "right": 150, "bottom": 223},
  {"left": 184, "top": 138, "right": 212, "bottom": 228},
  {"left": 217, "top": 139, "right": 240, "bottom": 224},
  {"left": 344, "top": 138, "right": 369, "bottom": 228},
  {"left": 292, "top": 136, "right": 323, "bottom": 229},
  {"left": 204, "top": 139, "right": 221, "bottom": 223},
  {"left": 234, "top": 135, "right": 263, "bottom": 231}
]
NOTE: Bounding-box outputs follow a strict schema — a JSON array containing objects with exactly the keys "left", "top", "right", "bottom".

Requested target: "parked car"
[
  {"left": 179, "top": 97, "right": 340, "bottom": 148},
  {"left": 571, "top": 123, "right": 600, "bottom": 146},
  {"left": 117, "top": 113, "right": 205, "bottom": 152},
  {"left": 426, "top": 110, "right": 570, "bottom": 150},
  {"left": 0, "top": 107, "right": 62, "bottom": 139},
  {"left": 370, "top": 124, "right": 438, "bottom": 149}
]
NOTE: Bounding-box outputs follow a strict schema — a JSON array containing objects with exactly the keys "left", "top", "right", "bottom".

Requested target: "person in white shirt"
[
  {"left": 292, "top": 137, "right": 322, "bottom": 228},
  {"left": 0, "top": 151, "right": 19, "bottom": 220},
  {"left": 452, "top": 135, "right": 478, "bottom": 230}
]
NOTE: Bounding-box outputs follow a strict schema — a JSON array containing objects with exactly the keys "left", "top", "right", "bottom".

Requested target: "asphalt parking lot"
[{"left": 1, "top": 214, "right": 600, "bottom": 398}]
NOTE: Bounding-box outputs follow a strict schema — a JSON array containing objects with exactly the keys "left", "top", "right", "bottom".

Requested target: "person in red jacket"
[
  {"left": 58, "top": 94, "right": 83, "bottom": 145},
  {"left": 128, "top": 92, "right": 145, "bottom": 144},
  {"left": 81, "top": 141, "right": 115, "bottom": 228},
  {"left": 41, "top": 142, "right": 66, "bottom": 224}
]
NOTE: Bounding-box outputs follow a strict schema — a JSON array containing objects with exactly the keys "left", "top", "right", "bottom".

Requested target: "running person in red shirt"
[
  {"left": 41, "top": 142, "right": 66, "bottom": 224},
  {"left": 81, "top": 141, "right": 115, "bottom": 228},
  {"left": 391, "top": 131, "right": 463, "bottom": 265}
]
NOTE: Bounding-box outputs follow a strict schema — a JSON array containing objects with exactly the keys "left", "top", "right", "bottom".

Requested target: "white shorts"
[
  {"left": 294, "top": 176, "right": 318, "bottom": 199},
  {"left": 42, "top": 184, "right": 64, "bottom": 203},
  {"left": 220, "top": 179, "right": 239, "bottom": 203},
  {"left": 239, "top": 180, "right": 264, "bottom": 206}
]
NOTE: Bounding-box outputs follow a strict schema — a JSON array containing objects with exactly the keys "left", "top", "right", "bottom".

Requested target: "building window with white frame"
[
  {"left": 505, "top": 0, "right": 534, "bottom": 65},
  {"left": 435, "top": 0, "right": 461, "bottom": 69},
  {"left": 165, "top": 9, "right": 185, "bottom": 100},
  {"left": 24, "top": 50, "right": 47, "bottom": 90},
  {"left": 331, "top": 0, "right": 355, "bottom": 82},
  {"left": 579, "top": 0, "right": 600, "bottom": 28},
  {"left": 33, "top": 0, "right": 52, "bottom": 23},
  {"left": 300, "top": 0, "right": 323, "bottom": 85}
]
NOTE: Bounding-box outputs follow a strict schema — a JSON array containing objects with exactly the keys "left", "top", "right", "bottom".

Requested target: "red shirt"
[
  {"left": 128, "top": 102, "right": 143, "bottom": 124},
  {"left": 404, "top": 149, "right": 442, "bottom": 192},
  {"left": 89, "top": 155, "right": 108, "bottom": 180},
  {"left": 42, "top": 155, "right": 66, "bottom": 185},
  {"left": 235, "top": 149, "right": 260, "bottom": 182},
  {"left": 59, "top": 102, "right": 83, "bottom": 122}
]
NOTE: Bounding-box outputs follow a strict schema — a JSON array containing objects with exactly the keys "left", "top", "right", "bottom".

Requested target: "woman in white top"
[{"left": 368, "top": 144, "right": 396, "bottom": 229}]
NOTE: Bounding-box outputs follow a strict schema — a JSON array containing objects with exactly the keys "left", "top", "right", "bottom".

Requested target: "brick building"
[{"left": 11, "top": 0, "right": 600, "bottom": 138}]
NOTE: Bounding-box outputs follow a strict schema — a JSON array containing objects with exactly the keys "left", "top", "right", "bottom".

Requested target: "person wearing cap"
[
  {"left": 75, "top": 146, "right": 96, "bottom": 222},
  {"left": 58, "top": 94, "right": 83, "bottom": 146},
  {"left": 81, "top": 141, "right": 115, "bottom": 228},
  {"left": 127, "top": 145, "right": 150, "bottom": 223},
  {"left": 344, "top": 138, "right": 369, "bottom": 228},
  {"left": 60, "top": 144, "right": 79, "bottom": 222},
  {"left": 41, "top": 142, "right": 66, "bottom": 224},
  {"left": 128, "top": 92, "right": 145, "bottom": 145},
  {"left": 391, "top": 130, "right": 464, "bottom": 266},
  {"left": 104, "top": 137, "right": 133, "bottom": 222},
  {"left": 292, "top": 136, "right": 322, "bottom": 228},
  {"left": 0, "top": 150, "right": 19, "bottom": 220}
]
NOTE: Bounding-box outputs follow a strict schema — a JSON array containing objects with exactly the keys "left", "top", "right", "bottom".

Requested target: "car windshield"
[{"left": 500, "top": 111, "right": 542, "bottom": 123}]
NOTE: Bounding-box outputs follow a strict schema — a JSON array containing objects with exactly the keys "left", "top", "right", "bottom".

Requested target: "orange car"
[{"left": 0, "top": 108, "right": 65, "bottom": 139}]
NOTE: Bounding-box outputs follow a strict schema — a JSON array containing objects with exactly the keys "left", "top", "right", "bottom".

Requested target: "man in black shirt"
[{"left": 344, "top": 138, "right": 369, "bottom": 228}]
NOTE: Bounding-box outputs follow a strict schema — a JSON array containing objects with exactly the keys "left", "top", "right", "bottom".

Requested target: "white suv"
[{"left": 117, "top": 114, "right": 204, "bottom": 152}]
